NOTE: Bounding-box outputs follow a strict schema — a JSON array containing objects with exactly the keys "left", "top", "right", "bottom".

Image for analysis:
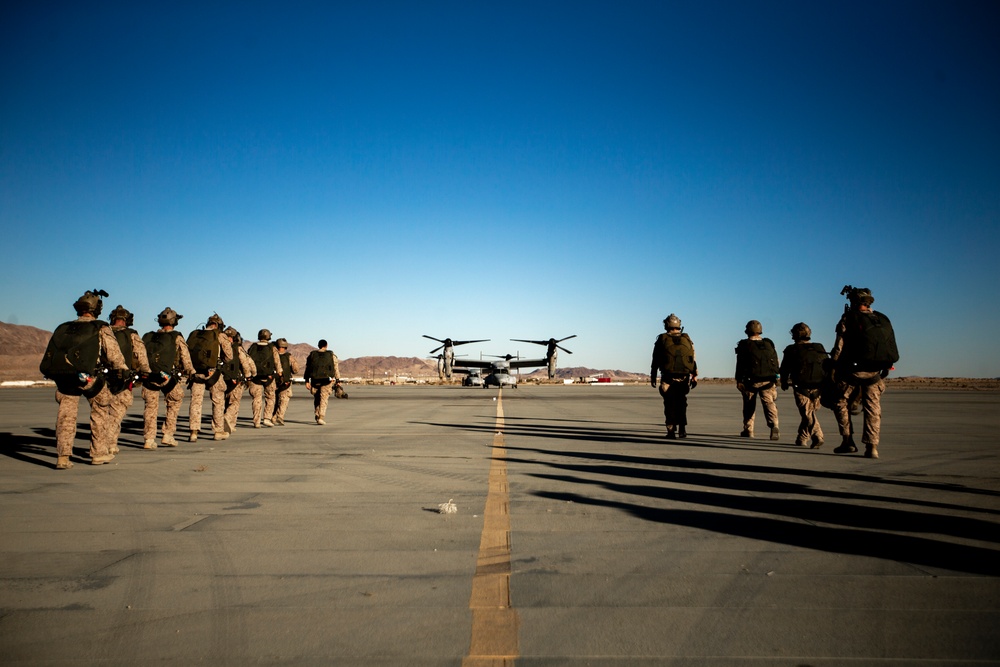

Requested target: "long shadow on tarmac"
[{"left": 416, "top": 419, "right": 1000, "bottom": 576}]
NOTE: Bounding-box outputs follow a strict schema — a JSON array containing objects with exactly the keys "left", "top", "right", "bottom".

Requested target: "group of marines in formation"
[
  {"left": 650, "top": 286, "right": 899, "bottom": 459},
  {"left": 40, "top": 291, "right": 341, "bottom": 469}
]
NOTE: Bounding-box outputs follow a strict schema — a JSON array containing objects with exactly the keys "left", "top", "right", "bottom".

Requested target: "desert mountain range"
[{"left": 0, "top": 321, "right": 646, "bottom": 383}]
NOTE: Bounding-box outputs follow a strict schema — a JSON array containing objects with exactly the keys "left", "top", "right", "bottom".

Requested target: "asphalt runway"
[{"left": 1, "top": 383, "right": 999, "bottom": 666}]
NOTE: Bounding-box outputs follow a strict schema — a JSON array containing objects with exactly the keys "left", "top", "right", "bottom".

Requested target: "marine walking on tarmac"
[
  {"left": 141, "top": 307, "right": 195, "bottom": 449},
  {"left": 650, "top": 314, "right": 697, "bottom": 439},
  {"left": 734, "top": 320, "right": 781, "bottom": 440},
  {"left": 779, "top": 322, "right": 828, "bottom": 448},
  {"left": 304, "top": 339, "right": 340, "bottom": 426},
  {"left": 247, "top": 329, "right": 283, "bottom": 428}
]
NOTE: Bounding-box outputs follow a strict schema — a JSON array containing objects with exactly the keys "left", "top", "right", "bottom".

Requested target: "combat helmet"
[
  {"left": 224, "top": 327, "right": 242, "bottom": 345},
  {"left": 275, "top": 337, "right": 288, "bottom": 349},
  {"left": 663, "top": 314, "right": 682, "bottom": 331},
  {"left": 790, "top": 322, "right": 812, "bottom": 341},
  {"left": 745, "top": 320, "right": 763, "bottom": 336},
  {"left": 207, "top": 313, "right": 225, "bottom": 328},
  {"left": 844, "top": 286, "right": 875, "bottom": 307},
  {"left": 258, "top": 328, "right": 272, "bottom": 341},
  {"left": 109, "top": 304, "right": 132, "bottom": 325},
  {"left": 73, "top": 289, "right": 108, "bottom": 317},
  {"left": 157, "top": 307, "right": 182, "bottom": 327}
]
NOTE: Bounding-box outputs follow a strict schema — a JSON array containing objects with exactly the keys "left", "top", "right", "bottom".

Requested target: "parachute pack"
[
  {"left": 276, "top": 352, "right": 293, "bottom": 390},
  {"left": 657, "top": 333, "right": 696, "bottom": 375},
  {"left": 790, "top": 342, "right": 829, "bottom": 388},
  {"left": 738, "top": 338, "right": 780, "bottom": 381},
  {"left": 220, "top": 347, "right": 245, "bottom": 390},
  {"left": 248, "top": 342, "right": 276, "bottom": 376},
  {"left": 841, "top": 310, "right": 900, "bottom": 372},
  {"left": 187, "top": 329, "right": 221, "bottom": 373},
  {"left": 307, "top": 350, "right": 337, "bottom": 381},
  {"left": 40, "top": 319, "right": 104, "bottom": 378}
]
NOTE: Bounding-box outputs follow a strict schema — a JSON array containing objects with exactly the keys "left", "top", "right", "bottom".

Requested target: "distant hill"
[{"left": 0, "top": 321, "right": 51, "bottom": 381}]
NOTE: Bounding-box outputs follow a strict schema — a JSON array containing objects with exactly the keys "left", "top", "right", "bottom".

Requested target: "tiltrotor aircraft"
[
  {"left": 423, "top": 336, "right": 489, "bottom": 380},
  {"left": 510, "top": 335, "right": 577, "bottom": 379},
  {"left": 425, "top": 334, "right": 578, "bottom": 386}
]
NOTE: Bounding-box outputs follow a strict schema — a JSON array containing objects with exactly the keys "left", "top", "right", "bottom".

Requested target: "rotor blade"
[
  {"left": 452, "top": 339, "right": 490, "bottom": 347},
  {"left": 556, "top": 345, "right": 573, "bottom": 354},
  {"left": 429, "top": 345, "right": 444, "bottom": 354},
  {"left": 423, "top": 335, "right": 445, "bottom": 343},
  {"left": 510, "top": 338, "right": 547, "bottom": 346},
  {"left": 558, "top": 335, "right": 578, "bottom": 343}
]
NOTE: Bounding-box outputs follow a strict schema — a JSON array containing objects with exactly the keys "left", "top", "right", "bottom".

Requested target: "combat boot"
[
  {"left": 810, "top": 436, "right": 824, "bottom": 449},
  {"left": 316, "top": 418, "right": 326, "bottom": 426},
  {"left": 769, "top": 425, "right": 780, "bottom": 441},
  {"left": 55, "top": 456, "right": 73, "bottom": 470},
  {"left": 864, "top": 444, "right": 879, "bottom": 459},
  {"left": 740, "top": 429, "right": 752, "bottom": 438},
  {"left": 91, "top": 454, "right": 114, "bottom": 465},
  {"left": 665, "top": 427, "right": 676, "bottom": 440},
  {"left": 162, "top": 434, "right": 178, "bottom": 447},
  {"left": 189, "top": 431, "right": 198, "bottom": 442},
  {"left": 214, "top": 432, "right": 229, "bottom": 441},
  {"left": 263, "top": 418, "right": 274, "bottom": 427},
  {"left": 834, "top": 435, "right": 858, "bottom": 454},
  {"left": 143, "top": 439, "right": 157, "bottom": 450},
  {"left": 678, "top": 426, "right": 687, "bottom": 439}
]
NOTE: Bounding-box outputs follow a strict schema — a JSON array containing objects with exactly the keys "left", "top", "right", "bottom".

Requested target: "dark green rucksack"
[
  {"left": 739, "top": 338, "right": 780, "bottom": 381},
  {"left": 308, "top": 350, "right": 336, "bottom": 380},
  {"left": 142, "top": 331, "right": 180, "bottom": 375},
  {"left": 40, "top": 320, "right": 104, "bottom": 379},
  {"left": 657, "top": 333, "right": 696, "bottom": 375},
  {"left": 841, "top": 310, "right": 900, "bottom": 372},
  {"left": 248, "top": 342, "right": 276, "bottom": 376},
  {"left": 793, "top": 342, "right": 829, "bottom": 388},
  {"left": 187, "top": 329, "right": 221, "bottom": 373}
]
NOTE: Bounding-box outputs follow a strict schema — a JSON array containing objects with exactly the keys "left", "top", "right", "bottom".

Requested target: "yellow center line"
[{"left": 463, "top": 389, "right": 519, "bottom": 667}]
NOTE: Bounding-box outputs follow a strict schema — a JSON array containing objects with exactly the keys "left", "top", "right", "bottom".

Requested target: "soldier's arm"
[
  {"left": 100, "top": 325, "right": 130, "bottom": 371},
  {"left": 290, "top": 356, "right": 301, "bottom": 374},
  {"left": 176, "top": 337, "right": 196, "bottom": 374},
  {"left": 239, "top": 348, "right": 255, "bottom": 376},
  {"left": 271, "top": 347, "right": 282, "bottom": 375},
  {"left": 219, "top": 335, "right": 234, "bottom": 362},
  {"left": 131, "top": 332, "right": 152, "bottom": 374},
  {"left": 332, "top": 354, "right": 340, "bottom": 380}
]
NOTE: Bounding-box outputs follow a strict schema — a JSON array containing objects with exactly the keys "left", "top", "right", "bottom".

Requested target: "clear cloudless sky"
[{"left": 2, "top": 1, "right": 998, "bottom": 378}]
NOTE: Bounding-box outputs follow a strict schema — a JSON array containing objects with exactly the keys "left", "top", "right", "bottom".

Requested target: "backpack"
[
  {"left": 220, "top": 346, "right": 245, "bottom": 390},
  {"left": 40, "top": 320, "right": 105, "bottom": 379},
  {"left": 657, "top": 333, "right": 696, "bottom": 375},
  {"left": 276, "top": 352, "right": 293, "bottom": 390},
  {"left": 142, "top": 331, "right": 179, "bottom": 375},
  {"left": 841, "top": 310, "right": 899, "bottom": 372},
  {"left": 187, "top": 329, "right": 221, "bottom": 373},
  {"left": 308, "top": 350, "right": 336, "bottom": 380},
  {"left": 792, "top": 342, "right": 828, "bottom": 388},
  {"left": 738, "top": 338, "right": 780, "bottom": 381},
  {"left": 248, "top": 342, "right": 276, "bottom": 376},
  {"left": 112, "top": 328, "right": 135, "bottom": 370}
]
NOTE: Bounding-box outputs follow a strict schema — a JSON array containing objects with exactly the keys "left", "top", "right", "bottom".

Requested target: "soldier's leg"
[
  {"left": 249, "top": 382, "right": 263, "bottom": 427},
  {"left": 55, "top": 390, "right": 81, "bottom": 464},
  {"left": 161, "top": 384, "right": 183, "bottom": 445},
  {"left": 88, "top": 385, "right": 115, "bottom": 462},
  {"left": 312, "top": 386, "right": 321, "bottom": 420},
  {"left": 807, "top": 393, "right": 824, "bottom": 445},
  {"left": 317, "top": 384, "right": 332, "bottom": 424},
  {"left": 210, "top": 380, "right": 227, "bottom": 437},
  {"left": 142, "top": 386, "right": 160, "bottom": 447},
  {"left": 162, "top": 383, "right": 184, "bottom": 443},
  {"left": 861, "top": 378, "right": 886, "bottom": 454},
  {"left": 793, "top": 391, "right": 811, "bottom": 445},
  {"left": 262, "top": 383, "right": 277, "bottom": 422},
  {"left": 188, "top": 382, "right": 205, "bottom": 440},
  {"left": 740, "top": 388, "right": 757, "bottom": 435},
  {"left": 833, "top": 381, "right": 858, "bottom": 453},
  {"left": 224, "top": 385, "right": 244, "bottom": 432},
  {"left": 274, "top": 388, "right": 290, "bottom": 424},
  {"left": 760, "top": 384, "right": 778, "bottom": 428}
]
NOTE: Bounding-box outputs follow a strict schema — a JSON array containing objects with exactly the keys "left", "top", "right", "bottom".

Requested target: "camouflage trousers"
[
  {"left": 740, "top": 381, "right": 779, "bottom": 433},
  {"left": 224, "top": 384, "right": 245, "bottom": 432},
  {"left": 190, "top": 378, "right": 227, "bottom": 435},
  {"left": 274, "top": 386, "right": 292, "bottom": 422},
  {"left": 834, "top": 373, "right": 885, "bottom": 446},
  {"left": 249, "top": 381, "right": 277, "bottom": 426},
  {"left": 55, "top": 386, "right": 115, "bottom": 459},
  {"left": 312, "top": 383, "right": 333, "bottom": 421},
  {"left": 142, "top": 383, "right": 185, "bottom": 442},
  {"left": 108, "top": 387, "right": 135, "bottom": 452},
  {"left": 792, "top": 388, "right": 824, "bottom": 445},
  {"left": 657, "top": 378, "right": 690, "bottom": 428}
]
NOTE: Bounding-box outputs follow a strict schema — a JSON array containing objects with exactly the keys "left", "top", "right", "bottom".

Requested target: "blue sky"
[{"left": 2, "top": 1, "right": 998, "bottom": 377}]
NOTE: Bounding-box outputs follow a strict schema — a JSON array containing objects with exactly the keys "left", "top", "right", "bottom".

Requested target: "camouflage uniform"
[
  {"left": 189, "top": 326, "right": 234, "bottom": 440},
  {"left": 142, "top": 328, "right": 195, "bottom": 447},
  {"left": 273, "top": 340, "right": 301, "bottom": 425},
  {"left": 247, "top": 337, "right": 283, "bottom": 427},
  {"left": 735, "top": 322, "right": 780, "bottom": 439},
  {"left": 650, "top": 315, "right": 697, "bottom": 439},
  {"left": 305, "top": 346, "right": 340, "bottom": 425},
  {"left": 109, "top": 319, "right": 151, "bottom": 454},
  {"left": 223, "top": 330, "right": 256, "bottom": 433},
  {"left": 51, "top": 315, "right": 129, "bottom": 465},
  {"left": 779, "top": 329, "right": 826, "bottom": 448},
  {"left": 830, "top": 301, "right": 895, "bottom": 458}
]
